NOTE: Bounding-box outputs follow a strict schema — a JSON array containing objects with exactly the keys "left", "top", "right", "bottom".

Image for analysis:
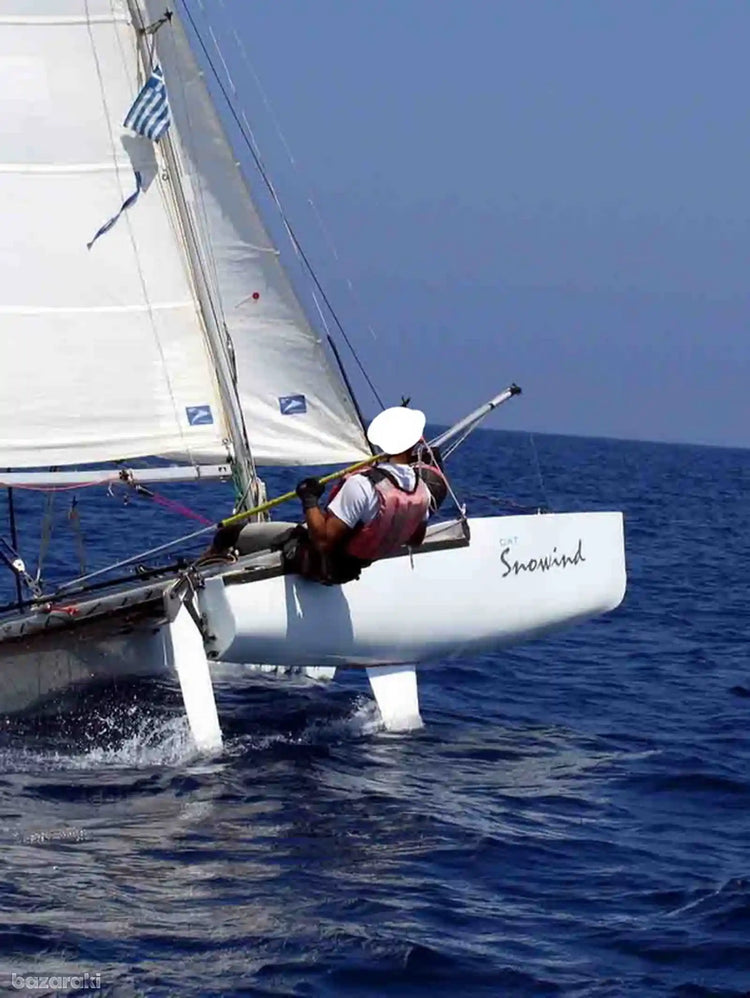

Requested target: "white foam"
[
  {"left": 292, "top": 696, "right": 384, "bottom": 744},
  {"left": 0, "top": 692, "right": 385, "bottom": 773},
  {"left": 0, "top": 713, "right": 199, "bottom": 772}
]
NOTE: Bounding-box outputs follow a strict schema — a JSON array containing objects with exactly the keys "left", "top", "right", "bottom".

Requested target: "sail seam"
[
  {"left": 0, "top": 302, "right": 194, "bottom": 315},
  {"left": 0, "top": 163, "right": 134, "bottom": 174},
  {"left": 0, "top": 16, "right": 131, "bottom": 25}
]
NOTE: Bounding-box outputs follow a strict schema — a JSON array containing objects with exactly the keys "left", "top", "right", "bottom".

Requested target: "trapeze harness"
[{"left": 283, "top": 466, "right": 434, "bottom": 586}]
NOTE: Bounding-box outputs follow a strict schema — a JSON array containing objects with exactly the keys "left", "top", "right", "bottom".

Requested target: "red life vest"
[{"left": 328, "top": 467, "right": 431, "bottom": 562}]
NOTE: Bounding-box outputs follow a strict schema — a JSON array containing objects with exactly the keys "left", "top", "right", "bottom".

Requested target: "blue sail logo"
[
  {"left": 278, "top": 394, "right": 307, "bottom": 415},
  {"left": 186, "top": 405, "right": 214, "bottom": 426}
]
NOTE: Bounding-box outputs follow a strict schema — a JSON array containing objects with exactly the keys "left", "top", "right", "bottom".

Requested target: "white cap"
[{"left": 366, "top": 406, "right": 426, "bottom": 455}]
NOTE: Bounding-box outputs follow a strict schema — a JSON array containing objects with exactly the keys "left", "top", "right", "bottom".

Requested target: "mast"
[
  {"left": 127, "top": 0, "right": 258, "bottom": 509},
  {"left": 145, "top": 0, "right": 371, "bottom": 469}
]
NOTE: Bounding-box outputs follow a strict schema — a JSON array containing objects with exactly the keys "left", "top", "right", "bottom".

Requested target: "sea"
[{"left": 0, "top": 428, "right": 749, "bottom": 997}]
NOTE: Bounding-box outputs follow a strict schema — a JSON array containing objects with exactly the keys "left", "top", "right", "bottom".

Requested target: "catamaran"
[{"left": 0, "top": 0, "right": 626, "bottom": 749}]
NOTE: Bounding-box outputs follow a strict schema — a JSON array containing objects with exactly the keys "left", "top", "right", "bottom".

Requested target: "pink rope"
[{"left": 147, "top": 492, "right": 213, "bottom": 525}]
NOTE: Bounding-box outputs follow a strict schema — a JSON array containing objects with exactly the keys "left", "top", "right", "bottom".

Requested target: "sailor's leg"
[
  {"left": 366, "top": 664, "right": 423, "bottom": 732},
  {"left": 163, "top": 591, "right": 223, "bottom": 752}
]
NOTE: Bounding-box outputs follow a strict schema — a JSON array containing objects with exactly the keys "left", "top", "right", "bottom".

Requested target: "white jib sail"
[
  {"left": 144, "top": 1, "right": 371, "bottom": 466},
  {"left": 0, "top": 0, "right": 231, "bottom": 468}
]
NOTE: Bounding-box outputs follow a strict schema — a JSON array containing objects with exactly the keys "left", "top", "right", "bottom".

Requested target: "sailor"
[{"left": 289, "top": 406, "right": 434, "bottom": 585}]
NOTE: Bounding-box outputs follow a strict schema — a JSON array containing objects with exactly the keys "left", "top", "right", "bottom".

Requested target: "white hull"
[
  {"left": 0, "top": 511, "right": 625, "bottom": 739},
  {"left": 221, "top": 512, "right": 626, "bottom": 667}
]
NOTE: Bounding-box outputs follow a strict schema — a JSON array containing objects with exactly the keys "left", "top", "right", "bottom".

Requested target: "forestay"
[
  {"left": 0, "top": 0, "right": 231, "bottom": 468},
  {"left": 144, "top": 0, "right": 370, "bottom": 466}
]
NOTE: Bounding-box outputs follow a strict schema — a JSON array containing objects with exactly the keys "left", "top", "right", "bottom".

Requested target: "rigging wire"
[
  {"left": 527, "top": 433, "right": 552, "bottom": 512},
  {"left": 68, "top": 496, "right": 88, "bottom": 576},
  {"left": 178, "top": 0, "right": 385, "bottom": 410},
  {"left": 213, "top": 0, "right": 380, "bottom": 348},
  {"left": 36, "top": 489, "right": 56, "bottom": 584},
  {"left": 33, "top": 488, "right": 88, "bottom": 583},
  {"left": 6, "top": 487, "right": 22, "bottom": 607},
  {"left": 414, "top": 439, "right": 466, "bottom": 523},
  {"left": 51, "top": 521, "right": 214, "bottom": 596}
]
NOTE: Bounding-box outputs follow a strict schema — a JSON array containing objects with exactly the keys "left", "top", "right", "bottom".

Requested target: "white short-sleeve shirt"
[{"left": 326, "top": 462, "right": 422, "bottom": 529}]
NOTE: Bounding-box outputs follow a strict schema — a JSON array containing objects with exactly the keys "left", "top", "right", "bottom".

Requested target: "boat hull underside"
[
  {"left": 0, "top": 609, "right": 170, "bottom": 716},
  {"left": 221, "top": 512, "right": 626, "bottom": 667}
]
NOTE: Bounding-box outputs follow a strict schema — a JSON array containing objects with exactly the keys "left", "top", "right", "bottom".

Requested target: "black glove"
[{"left": 296, "top": 476, "right": 325, "bottom": 510}]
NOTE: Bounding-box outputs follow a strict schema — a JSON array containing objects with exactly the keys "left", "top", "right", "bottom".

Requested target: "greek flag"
[{"left": 123, "top": 65, "right": 171, "bottom": 141}]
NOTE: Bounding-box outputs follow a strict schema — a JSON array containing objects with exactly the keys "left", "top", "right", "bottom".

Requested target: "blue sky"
[{"left": 186, "top": 0, "right": 749, "bottom": 448}]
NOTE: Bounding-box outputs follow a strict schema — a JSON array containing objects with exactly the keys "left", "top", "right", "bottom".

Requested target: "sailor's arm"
[
  {"left": 295, "top": 477, "right": 351, "bottom": 553},
  {"left": 303, "top": 505, "right": 350, "bottom": 552}
]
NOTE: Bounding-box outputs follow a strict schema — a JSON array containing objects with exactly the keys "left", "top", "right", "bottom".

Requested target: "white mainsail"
[
  {"left": 144, "top": 1, "right": 371, "bottom": 466},
  {"left": 0, "top": 0, "right": 370, "bottom": 472},
  {"left": 0, "top": 0, "right": 231, "bottom": 468}
]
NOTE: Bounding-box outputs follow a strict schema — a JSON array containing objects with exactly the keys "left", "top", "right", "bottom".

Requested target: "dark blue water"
[{"left": 1, "top": 429, "right": 750, "bottom": 997}]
